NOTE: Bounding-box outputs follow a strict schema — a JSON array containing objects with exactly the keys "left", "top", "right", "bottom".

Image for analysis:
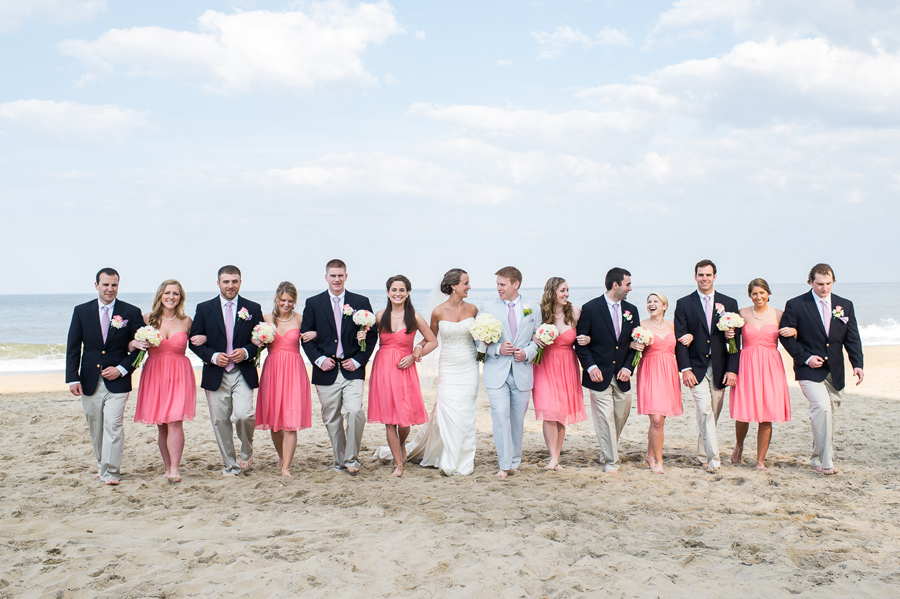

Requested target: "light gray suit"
[{"left": 478, "top": 296, "right": 539, "bottom": 471}]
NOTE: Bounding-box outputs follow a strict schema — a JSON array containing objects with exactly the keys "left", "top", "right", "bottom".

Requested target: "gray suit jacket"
[{"left": 478, "top": 296, "right": 540, "bottom": 390}]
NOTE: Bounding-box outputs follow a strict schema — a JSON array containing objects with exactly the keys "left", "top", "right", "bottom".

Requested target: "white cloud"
[
  {"left": 0, "top": 99, "right": 153, "bottom": 141},
  {"left": 0, "top": 0, "right": 106, "bottom": 31},
  {"left": 415, "top": 29, "right": 425, "bottom": 39},
  {"left": 58, "top": 1, "right": 403, "bottom": 92},
  {"left": 498, "top": 59, "right": 513, "bottom": 67},
  {"left": 532, "top": 25, "right": 631, "bottom": 60}
]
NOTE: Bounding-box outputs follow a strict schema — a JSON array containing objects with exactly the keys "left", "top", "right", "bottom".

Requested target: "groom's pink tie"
[
  {"left": 225, "top": 301, "right": 235, "bottom": 372},
  {"left": 704, "top": 295, "right": 713, "bottom": 333},
  {"left": 333, "top": 297, "right": 344, "bottom": 358},
  {"left": 508, "top": 301, "right": 518, "bottom": 341},
  {"left": 101, "top": 305, "right": 110, "bottom": 344},
  {"left": 820, "top": 299, "right": 831, "bottom": 336},
  {"left": 612, "top": 303, "right": 621, "bottom": 338}
]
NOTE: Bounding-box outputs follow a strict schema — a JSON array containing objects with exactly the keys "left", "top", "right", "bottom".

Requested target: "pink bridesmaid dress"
[
  {"left": 256, "top": 329, "right": 312, "bottom": 431},
  {"left": 532, "top": 328, "right": 587, "bottom": 425},
  {"left": 367, "top": 329, "right": 428, "bottom": 426},
  {"left": 636, "top": 332, "right": 683, "bottom": 417},
  {"left": 730, "top": 324, "right": 791, "bottom": 423},
  {"left": 134, "top": 331, "right": 197, "bottom": 424}
]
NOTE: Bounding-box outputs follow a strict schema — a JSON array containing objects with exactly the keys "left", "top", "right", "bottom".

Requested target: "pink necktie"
[
  {"left": 821, "top": 299, "right": 831, "bottom": 335},
  {"left": 704, "top": 296, "right": 713, "bottom": 333},
  {"left": 225, "top": 301, "right": 235, "bottom": 372},
  {"left": 613, "top": 303, "right": 621, "bottom": 338},
  {"left": 508, "top": 302, "right": 518, "bottom": 341},
  {"left": 101, "top": 305, "right": 110, "bottom": 344},
  {"left": 333, "top": 297, "right": 344, "bottom": 358}
]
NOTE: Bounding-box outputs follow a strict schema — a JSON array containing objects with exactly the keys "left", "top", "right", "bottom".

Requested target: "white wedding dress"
[{"left": 374, "top": 318, "right": 479, "bottom": 475}]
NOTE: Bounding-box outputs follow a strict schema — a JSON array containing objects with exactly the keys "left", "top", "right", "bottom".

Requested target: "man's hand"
[
  {"left": 215, "top": 353, "right": 230, "bottom": 367},
  {"left": 616, "top": 368, "right": 631, "bottom": 383},
  {"left": 682, "top": 370, "right": 698, "bottom": 387},
  {"left": 69, "top": 383, "right": 83, "bottom": 397},
  {"left": 320, "top": 358, "right": 336, "bottom": 371},
  {"left": 678, "top": 334, "right": 693, "bottom": 346},
  {"left": 808, "top": 355, "right": 824, "bottom": 368},
  {"left": 229, "top": 349, "right": 247, "bottom": 364},
  {"left": 854, "top": 367, "right": 864, "bottom": 385},
  {"left": 341, "top": 359, "right": 358, "bottom": 372},
  {"left": 723, "top": 372, "right": 737, "bottom": 387},
  {"left": 499, "top": 342, "right": 515, "bottom": 356},
  {"left": 101, "top": 367, "right": 121, "bottom": 381},
  {"left": 589, "top": 368, "right": 603, "bottom": 383},
  {"left": 513, "top": 348, "right": 527, "bottom": 362}
]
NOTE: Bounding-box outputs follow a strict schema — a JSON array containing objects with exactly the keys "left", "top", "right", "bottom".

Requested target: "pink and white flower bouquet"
[
  {"left": 352, "top": 309, "right": 376, "bottom": 351},
  {"left": 631, "top": 326, "right": 654, "bottom": 366},
  {"left": 532, "top": 323, "right": 559, "bottom": 365},
  {"left": 716, "top": 312, "right": 745, "bottom": 353},
  {"left": 251, "top": 322, "right": 277, "bottom": 367},
  {"left": 132, "top": 325, "right": 163, "bottom": 368}
]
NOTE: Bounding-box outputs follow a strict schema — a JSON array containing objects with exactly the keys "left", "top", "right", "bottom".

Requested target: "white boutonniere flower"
[
  {"left": 237, "top": 307, "right": 251, "bottom": 321},
  {"left": 714, "top": 303, "right": 725, "bottom": 316},
  {"left": 110, "top": 315, "right": 126, "bottom": 329},
  {"left": 343, "top": 304, "right": 354, "bottom": 317},
  {"left": 623, "top": 310, "right": 633, "bottom": 322},
  {"left": 522, "top": 304, "right": 533, "bottom": 316},
  {"left": 832, "top": 306, "right": 845, "bottom": 319}
]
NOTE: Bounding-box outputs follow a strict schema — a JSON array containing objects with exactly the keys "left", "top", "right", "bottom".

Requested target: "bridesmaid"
[
  {"left": 365, "top": 275, "right": 438, "bottom": 477},
  {"left": 134, "top": 280, "right": 197, "bottom": 483},
  {"left": 730, "top": 278, "right": 794, "bottom": 470},
  {"left": 255, "top": 282, "right": 316, "bottom": 477},
  {"left": 633, "top": 293, "right": 681, "bottom": 474},
  {"left": 531, "top": 277, "right": 589, "bottom": 471}
]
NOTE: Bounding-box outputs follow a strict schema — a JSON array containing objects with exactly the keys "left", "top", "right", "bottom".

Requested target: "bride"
[{"left": 376, "top": 268, "right": 480, "bottom": 475}]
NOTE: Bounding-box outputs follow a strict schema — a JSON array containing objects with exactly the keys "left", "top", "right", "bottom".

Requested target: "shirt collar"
[
  {"left": 328, "top": 290, "right": 345, "bottom": 304},
  {"left": 98, "top": 298, "right": 116, "bottom": 313},
  {"left": 697, "top": 289, "right": 714, "bottom": 301},
  {"left": 811, "top": 289, "right": 831, "bottom": 305},
  {"left": 504, "top": 296, "right": 519, "bottom": 308},
  {"left": 220, "top": 295, "right": 238, "bottom": 309},
  {"left": 604, "top": 293, "right": 619, "bottom": 308}
]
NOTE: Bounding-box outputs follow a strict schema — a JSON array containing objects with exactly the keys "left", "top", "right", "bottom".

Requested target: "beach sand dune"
[{"left": 2, "top": 349, "right": 900, "bottom": 597}]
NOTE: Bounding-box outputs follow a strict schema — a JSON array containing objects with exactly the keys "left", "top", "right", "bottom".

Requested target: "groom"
[
  {"left": 189, "top": 265, "right": 264, "bottom": 476},
  {"left": 575, "top": 267, "right": 639, "bottom": 474},
  {"left": 301, "top": 259, "right": 377, "bottom": 474},
  {"left": 66, "top": 268, "right": 142, "bottom": 485},
  {"left": 780, "top": 263, "right": 864, "bottom": 475},
  {"left": 673, "top": 259, "right": 739, "bottom": 472},
  {"left": 478, "top": 266, "right": 539, "bottom": 478}
]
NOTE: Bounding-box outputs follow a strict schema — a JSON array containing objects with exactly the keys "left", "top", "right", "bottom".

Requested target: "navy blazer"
[
  {"left": 673, "top": 291, "right": 740, "bottom": 390},
  {"left": 779, "top": 292, "right": 863, "bottom": 391},
  {"left": 300, "top": 290, "right": 378, "bottom": 386},
  {"left": 189, "top": 295, "right": 264, "bottom": 391},
  {"left": 575, "top": 297, "right": 640, "bottom": 392},
  {"left": 66, "top": 299, "right": 143, "bottom": 396}
]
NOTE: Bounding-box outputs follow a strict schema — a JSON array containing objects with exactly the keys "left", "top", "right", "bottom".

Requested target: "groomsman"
[
  {"left": 575, "top": 267, "right": 639, "bottom": 474},
  {"left": 780, "top": 263, "right": 863, "bottom": 475},
  {"left": 478, "top": 266, "right": 539, "bottom": 478},
  {"left": 66, "top": 268, "right": 142, "bottom": 485},
  {"left": 189, "top": 265, "right": 264, "bottom": 476},
  {"left": 301, "top": 259, "right": 377, "bottom": 474},
  {"left": 673, "top": 259, "right": 739, "bottom": 472}
]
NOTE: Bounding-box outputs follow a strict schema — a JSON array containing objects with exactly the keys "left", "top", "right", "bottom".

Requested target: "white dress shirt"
[
  {"left": 212, "top": 295, "right": 249, "bottom": 364},
  {"left": 315, "top": 290, "right": 360, "bottom": 369},
  {"left": 806, "top": 289, "right": 832, "bottom": 365}
]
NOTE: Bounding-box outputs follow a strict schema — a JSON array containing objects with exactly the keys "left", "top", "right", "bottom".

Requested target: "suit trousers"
[
  {"left": 315, "top": 371, "right": 365, "bottom": 470},
  {"left": 82, "top": 379, "right": 129, "bottom": 482},
  {"left": 486, "top": 370, "right": 530, "bottom": 471},
  {"left": 798, "top": 375, "right": 842, "bottom": 470},
  {"left": 206, "top": 368, "right": 255, "bottom": 475},
  {"left": 589, "top": 381, "right": 632, "bottom": 472},
  {"left": 690, "top": 366, "right": 725, "bottom": 468}
]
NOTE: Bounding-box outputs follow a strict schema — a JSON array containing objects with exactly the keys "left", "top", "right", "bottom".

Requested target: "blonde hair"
[
  {"left": 149, "top": 279, "right": 186, "bottom": 328},
  {"left": 540, "top": 277, "right": 576, "bottom": 327},
  {"left": 273, "top": 281, "right": 298, "bottom": 319},
  {"left": 647, "top": 292, "right": 668, "bottom": 314}
]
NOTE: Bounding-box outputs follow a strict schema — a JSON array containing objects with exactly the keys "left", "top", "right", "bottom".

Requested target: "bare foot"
[
  {"left": 347, "top": 465, "right": 360, "bottom": 475},
  {"left": 277, "top": 458, "right": 283, "bottom": 470},
  {"left": 91, "top": 473, "right": 101, "bottom": 479},
  {"left": 240, "top": 456, "right": 254, "bottom": 470},
  {"left": 701, "top": 462, "right": 708, "bottom": 470},
  {"left": 281, "top": 469, "right": 292, "bottom": 477},
  {"left": 814, "top": 465, "right": 824, "bottom": 473},
  {"left": 656, "top": 464, "right": 665, "bottom": 475},
  {"left": 495, "top": 470, "right": 508, "bottom": 478},
  {"left": 706, "top": 466, "right": 719, "bottom": 473},
  {"left": 545, "top": 458, "right": 560, "bottom": 471},
  {"left": 756, "top": 461, "right": 768, "bottom": 471},
  {"left": 731, "top": 445, "right": 743, "bottom": 464},
  {"left": 401, "top": 446, "right": 408, "bottom": 465},
  {"left": 605, "top": 468, "right": 619, "bottom": 476},
  {"left": 104, "top": 479, "right": 119, "bottom": 486},
  {"left": 646, "top": 455, "right": 656, "bottom": 471},
  {"left": 391, "top": 466, "right": 403, "bottom": 477},
  {"left": 823, "top": 467, "right": 839, "bottom": 475}
]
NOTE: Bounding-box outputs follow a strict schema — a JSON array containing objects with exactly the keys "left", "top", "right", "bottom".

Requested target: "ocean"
[{"left": 2, "top": 283, "right": 897, "bottom": 375}]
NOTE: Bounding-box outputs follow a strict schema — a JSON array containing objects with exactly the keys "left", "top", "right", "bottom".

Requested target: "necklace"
[
  {"left": 162, "top": 314, "right": 177, "bottom": 321},
  {"left": 752, "top": 307, "right": 769, "bottom": 321},
  {"left": 391, "top": 313, "right": 404, "bottom": 319},
  {"left": 648, "top": 317, "right": 667, "bottom": 331},
  {"left": 275, "top": 310, "right": 294, "bottom": 322}
]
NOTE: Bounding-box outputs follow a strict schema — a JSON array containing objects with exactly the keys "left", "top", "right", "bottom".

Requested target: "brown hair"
[
  {"left": 217, "top": 265, "right": 241, "bottom": 279},
  {"left": 540, "top": 277, "right": 576, "bottom": 327},
  {"left": 647, "top": 292, "right": 669, "bottom": 313},
  {"left": 694, "top": 259, "right": 717, "bottom": 275},
  {"left": 808, "top": 263, "right": 835, "bottom": 283},
  {"left": 148, "top": 279, "right": 186, "bottom": 328},
  {"left": 95, "top": 267, "right": 119, "bottom": 283},
  {"left": 747, "top": 278, "right": 772, "bottom": 296},
  {"left": 495, "top": 266, "right": 522, "bottom": 285},
  {"left": 440, "top": 268, "right": 468, "bottom": 295},
  {"left": 379, "top": 275, "right": 417, "bottom": 334},
  {"left": 326, "top": 259, "right": 347, "bottom": 271},
  {"left": 272, "top": 281, "right": 298, "bottom": 319}
]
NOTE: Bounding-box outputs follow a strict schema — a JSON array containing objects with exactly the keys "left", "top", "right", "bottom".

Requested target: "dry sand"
[{"left": 2, "top": 348, "right": 900, "bottom": 598}]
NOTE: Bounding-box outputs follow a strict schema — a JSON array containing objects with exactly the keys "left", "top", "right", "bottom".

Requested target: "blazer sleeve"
[
  {"left": 844, "top": 302, "right": 864, "bottom": 370},
  {"left": 189, "top": 303, "right": 216, "bottom": 363},
  {"left": 523, "top": 313, "right": 540, "bottom": 362},
  {"left": 300, "top": 298, "right": 324, "bottom": 364},
  {"left": 239, "top": 303, "right": 264, "bottom": 361},
  {"left": 65, "top": 307, "right": 83, "bottom": 383},
  {"left": 778, "top": 300, "right": 809, "bottom": 364},
  {"left": 117, "top": 307, "right": 143, "bottom": 373},
  {"left": 622, "top": 305, "right": 639, "bottom": 372},
  {"left": 673, "top": 300, "right": 690, "bottom": 371},
  {"left": 725, "top": 298, "right": 740, "bottom": 374},
  {"left": 574, "top": 304, "right": 596, "bottom": 371}
]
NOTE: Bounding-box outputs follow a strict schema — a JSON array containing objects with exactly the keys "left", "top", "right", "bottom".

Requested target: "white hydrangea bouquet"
[
  {"left": 532, "top": 323, "right": 559, "bottom": 365},
  {"left": 352, "top": 309, "right": 376, "bottom": 351},
  {"left": 716, "top": 312, "right": 745, "bottom": 353},
  {"left": 132, "top": 325, "right": 163, "bottom": 368},
  {"left": 631, "top": 326, "right": 654, "bottom": 366},
  {"left": 251, "top": 322, "right": 277, "bottom": 367},
  {"left": 470, "top": 313, "right": 503, "bottom": 362}
]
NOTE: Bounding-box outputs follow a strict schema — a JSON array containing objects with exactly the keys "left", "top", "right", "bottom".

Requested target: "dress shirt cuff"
[
  {"left": 351, "top": 359, "right": 360, "bottom": 369},
  {"left": 116, "top": 366, "right": 128, "bottom": 377},
  {"left": 587, "top": 365, "right": 598, "bottom": 373},
  {"left": 67, "top": 381, "right": 78, "bottom": 386},
  {"left": 212, "top": 352, "right": 222, "bottom": 364},
  {"left": 315, "top": 356, "right": 327, "bottom": 368},
  {"left": 805, "top": 356, "right": 814, "bottom": 366},
  {"left": 680, "top": 367, "right": 691, "bottom": 373},
  {"left": 242, "top": 348, "right": 249, "bottom": 361}
]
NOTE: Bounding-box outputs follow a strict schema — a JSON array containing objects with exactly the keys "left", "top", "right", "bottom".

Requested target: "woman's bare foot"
[
  {"left": 646, "top": 455, "right": 656, "bottom": 471},
  {"left": 545, "top": 458, "right": 560, "bottom": 471},
  {"left": 277, "top": 458, "right": 283, "bottom": 470},
  {"left": 391, "top": 466, "right": 403, "bottom": 477},
  {"left": 168, "top": 469, "right": 181, "bottom": 483},
  {"left": 281, "top": 469, "right": 292, "bottom": 477},
  {"left": 731, "top": 445, "right": 743, "bottom": 464},
  {"left": 400, "top": 446, "right": 408, "bottom": 464},
  {"left": 756, "top": 461, "right": 767, "bottom": 471}
]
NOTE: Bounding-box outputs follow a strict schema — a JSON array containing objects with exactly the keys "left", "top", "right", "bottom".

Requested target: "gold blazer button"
[{"left": 101, "top": 351, "right": 106, "bottom": 354}]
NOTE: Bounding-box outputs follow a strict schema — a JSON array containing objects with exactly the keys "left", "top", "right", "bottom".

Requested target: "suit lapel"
[
  {"left": 598, "top": 300, "right": 617, "bottom": 340},
  {"left": 323, "top": 292, "right": 340, "bottom": 337},
  {"left": 213, "top": 297, "right": 227, "bottom": 338},
  {"left": 692, "top": 293, "right": 708, "bottom": 333},
  {"left": 88, "top": 302, "right": 104, "bottom": 348},
  {"left": 804, "top": 293, "right": 827, "bottom": 336}
]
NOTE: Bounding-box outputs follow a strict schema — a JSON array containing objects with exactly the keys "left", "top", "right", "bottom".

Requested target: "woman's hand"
[
  {"left": 252, "top": 339, "right": 264, "bottom": 348},
  {"left": 629, "top": 340, "right": 645, "bottom": 351},
  {"left": 678, "top": 334, "right": 693, "bottom": 346},
  {"left": 300, "top": 330, "right": 317, "bottom": 342},
  {"left": 724, "top": 328, "right": 735, "bottom": 339},
  {"left": 576, "top": 335, "right": 591, "bottom": 346},
  {"left": 129, "top": 340, "right": 149, "bottom": 352},
  {"left": 412, "top": 346, "right": 424, "bottom": 362},
  {"left": 190, "top": 335, "right": 207, "bottom": 346},
  {"left": 532, "top": 335, "right": 545, "bottom": 349},
  {"left": 356, "top": 330, "right": 366, "bottom": 342},
  {"left": 398, "top": 355, "right": 415, "bottom": 369},
  {"left": 778, "top": 327, "right": 797, "bottom": 338}
]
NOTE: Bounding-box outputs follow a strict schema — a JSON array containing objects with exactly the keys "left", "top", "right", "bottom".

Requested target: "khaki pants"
[
  {"left": 315, "top": 371, "right": 365, "bottom": 470},
  {"left": 689, "top": 367, "right": 725, "bottom": 469},
  {"left": 206, "top": 369, "right": 255, "bottom": 475},
  {"left": 798, "top": 375, "right": 842, "bottom": 470},
  {"left": 82, "top": 379, "right": 129, "bottom": 482},
  {"left": 589, "top": 381, "right": 632, "bottom": 472}
]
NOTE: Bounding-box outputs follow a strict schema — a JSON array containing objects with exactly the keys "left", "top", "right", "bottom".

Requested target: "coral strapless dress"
[
  {"left": 730, "top": 324, "right": 791, "bottom": 423},
  {"left": 256, "top": 329, "right": 312, "bottom": 431},
  {"left": 532, "top": 328, "right": 587, "bottom": 425},
  {"left": 636, "top": 333, "right": 683, "bottom": 417},
  {"left": 134, "top": 331, "right": 197, "bottom": 424},
  {"left": 367, "top": 330, "right": 428, "bottom": 426}
]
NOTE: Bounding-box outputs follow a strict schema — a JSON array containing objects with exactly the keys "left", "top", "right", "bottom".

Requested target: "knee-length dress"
[
  {"left": 367, "top": 329, "right": 428, "bottom": 426},
  {"left": 134, "top": 331, "right": 197, "bottom": 424},
  {"left": 532, "top": 328, "right": 587, "bottom": 425},
  {"left": 636, "top": 333, "right": 683, "bottom": 417},
  {"left": 256, "top": 329, "right": 312, "bottom": 431},
  {"left": 730, "top": 324, "right": 791, "bottom": 423}
]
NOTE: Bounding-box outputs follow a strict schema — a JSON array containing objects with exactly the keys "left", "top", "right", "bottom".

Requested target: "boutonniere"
[
  {"left": 623, "top": 310, "right": 633, "bottom": 322},
  {"left": 110, "top": 315, "right": 126, "bottom": 329},
  {"left": 237, "top": 307, "right": 251, "bottom": 321},
  {"left": 522, "top": 304, "right": 533, "bottom": 316},
  {"left": 832, "top": 306, "right": 848, "bottom": 323},
  {"left": 343, "top": 304, "right": 354, "bottom": 317},
  {"left": 714, "top": 303, "right": 725, "bottom": 316}
]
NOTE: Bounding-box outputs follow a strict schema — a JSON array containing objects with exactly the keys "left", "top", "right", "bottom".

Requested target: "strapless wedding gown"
[{"left": 374, "top": 318, "right": 479, "bottom": 475}]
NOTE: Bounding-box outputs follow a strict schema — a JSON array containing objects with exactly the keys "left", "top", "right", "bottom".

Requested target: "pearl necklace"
[
  {"left": 752, "top": 307, "right": 769, "bottom": 321},
  {"left": 162, "top": 314, "right": 177, "bottom": 321},
  {"left": 648, "top": 317, "right": 667, "bottom": 331},
  {"left": 275, "top": 311, "right": 294, "bottom": 322}
]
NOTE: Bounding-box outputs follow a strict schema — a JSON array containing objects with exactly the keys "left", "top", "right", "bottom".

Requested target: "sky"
[{"left": 2, "top": 0, "right": 899, "bottom": 295}]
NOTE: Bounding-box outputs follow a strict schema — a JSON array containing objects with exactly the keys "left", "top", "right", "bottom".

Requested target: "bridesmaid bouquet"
[
  {"left": 132, "top": 326, "right": 163, "bottom": 368},
  {"left": 630, "top": 326, "right": 654, "bottom": 367},
  {"left": 470, "top": 313, "right": 503, "bottom": 361},
  {"left": 716, "top": 312, "right": 745, "bottom": 354},
  {"left": 251, "top": 322, "right": 277, "bottom": 367},
  {"left": 352, "top": 310, "right": 376, "bottom": 351},
  {"left": 532, "top": 323, "right": 559, "bottom": 365}
]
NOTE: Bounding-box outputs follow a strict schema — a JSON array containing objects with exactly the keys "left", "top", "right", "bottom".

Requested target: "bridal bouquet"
[
  {"left": 532, "top": 323, "right": 559, "bottom": 365},
  {"left": 352, "top": 309, "right": 376, "bottom": 351},
  {"left": 470, "top": 313, "right": 503, "bottom": 362},
  {"left": 132, "top": 325, "right": 163, "bottom": 368},
  {"left": 716, "top": 312, "right": 745, "bottom": 354},
  {"left": 251, "top": 322, "right": 277, "bottom": 367},
  {"left": 631, "top": 326, "right": 654, "bottom": 367}
]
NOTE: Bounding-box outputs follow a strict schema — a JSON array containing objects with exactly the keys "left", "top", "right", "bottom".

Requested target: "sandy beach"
[{"left": 2, "top": 348, "right": 899, "bottom": 598}]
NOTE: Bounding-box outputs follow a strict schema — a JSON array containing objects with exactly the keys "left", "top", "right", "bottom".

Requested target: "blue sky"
[{"left": 2, "top": 0, "right": 898, "bottom": 295}]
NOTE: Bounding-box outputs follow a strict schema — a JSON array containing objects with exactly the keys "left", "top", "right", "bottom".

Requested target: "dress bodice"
[
  {"left": 269, "top": 329, "right": 301, "bottom": 354},
  {"left": 545, "top": 328, "right": 576, "bottom": 351},
  {"left": 149, "top": 331, "right": 188, "bottom": 357},
  {"left": 378, "top": 329, "right": 415, "bottom": 352},
  {"left": 741, "top": 324, "right": 778, "bottom": 349},
  {"left": 645, "top": 332, "right": 676, "bottom": 357},
  {"left": 439, "top": 318, "right": 476, "bottom": 350}
]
